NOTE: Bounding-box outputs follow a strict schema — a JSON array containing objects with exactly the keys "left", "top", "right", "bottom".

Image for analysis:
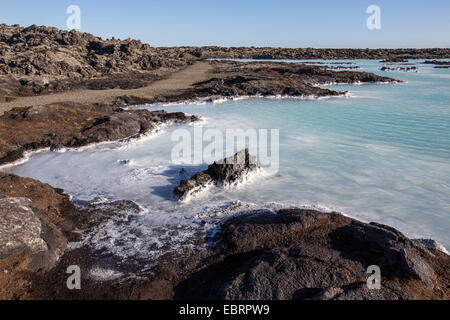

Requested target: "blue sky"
[{"left": 1, "top": 0, "right": 449, "bottom": 48}]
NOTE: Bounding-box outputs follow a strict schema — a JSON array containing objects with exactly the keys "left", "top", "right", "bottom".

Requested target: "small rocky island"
[
  {"left": 381, "top": 66, "right": 418, "bottom": 72},
  {"left": 174, "top": 149, "right": 260, "bottom": 201}
]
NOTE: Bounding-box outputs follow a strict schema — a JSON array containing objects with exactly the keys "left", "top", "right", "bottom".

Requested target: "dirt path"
[{"left": 0, "top": 61, "right": 213, "bottom": 115}]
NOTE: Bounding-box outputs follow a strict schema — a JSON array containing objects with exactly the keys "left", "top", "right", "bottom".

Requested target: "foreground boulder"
[
  {"left": 0, "top": 197, "right": 66, "bottom": 273},
  {"left": 174, "top": 149, "right": 260, "bottom": 201},
  {"left": 175, "top": 209, "right": 449, "bottom": 300}
]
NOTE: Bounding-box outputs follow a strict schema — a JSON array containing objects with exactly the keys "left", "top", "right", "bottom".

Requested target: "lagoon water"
[{"left": 3, "top": 59, "right": 450, "bottom": 258}]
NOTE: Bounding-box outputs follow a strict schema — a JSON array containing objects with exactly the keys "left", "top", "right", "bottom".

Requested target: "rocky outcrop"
[
  {"left": 0, "top": 173, "right": 77, "bottom": 227},
  {"left": 381, "top": 66, "right": 418, "bottom": 72},
  {"left": 0, "top": 24, "right": 193, "bottom": 79},
  {"left": 0, "top": 103, "right": 200, "bottom": 165},
  {"left": 0, "top": 197, "right": 66, "bottom": 272},
  {"left": 192, "top": 75, "right": 341, "bottom": 98},
  {"left": 2, "top": 24, "right": 447, "bottom": 81},
  {"left": 423, "top": 60, "right": 450, "bottom": 65},
  {"left": 0, "top": 24, "right": 200, "bottom": 100},
  {"left": 413, "top": 239, "right": 449, "bottom": 254},
  {"left": 174, "top": 149, "right": 260, "bottom": 201},
  {"left": 175, "top": 209, "right": 449, "bottom": 300},
  {"left": 381, "top": 58, "right": 408, "bottom": 63},
  {"left": 328, "top": 65, "right": 361, "bottom": 70},
  {"left": 421, "top": 60, "right": 450, "bottom": 69},
  {"left": 193, "top": 47, "right": 450, "bottom": 61},
  {"left": 157, "top": 60, "right": 398, "bottom": 103}
]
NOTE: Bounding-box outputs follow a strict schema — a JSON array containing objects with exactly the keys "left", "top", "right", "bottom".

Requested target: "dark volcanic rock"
[
  {"left": 192, "top": 75, "right": 341, "bottom": 98},
  {"left": 0, "top": 24, "right": 198, "bottom": 100},
  {"left": 194, "top": 47, "right": 450, "bottom": 61},
  {"left": 434, "top": 66, "right": 450, "bottom": 69},
  {"left": 0, "top": 24, "right": 193, "bottom": 79},
  {"left": 329, "top": 65, "right": 361, "bottom": 70},
  {"left": 174, "top": 149, "right": 260, "bottom": 201},
  {"left": 380, "top": 58, "right": 408, "bottom": 63},
  {"left": 413, "top": 239, "right": 449, "bottom": 254},
  {"left": 349, "top": 221, "right": 435, "bottom": 287},
  {"left": 0, "top": 103, "right": 200, "bottom": 165},
  {"left": 2, "top": 23, "right": 440, "bottom": 101},
  {"left": 380, "top": 66, "right": 418, "bottom": 72},
  {"left": 175, "top": 209, "right": 449, "bottom": 300},
  {"left": 0, "top": 173, "right": 152, "bottom": 299},
  {"left": 0, "top": 197, "right": 66, "bottom": 272},
  {"left": 165, "top": 60, "right": 399, "bottom": 102},
  {"left": 423, "top": 60, "right": 450, "bottom": 65},
  {"left": 0, "top": 173, "right": 448, "bottom": 300}
]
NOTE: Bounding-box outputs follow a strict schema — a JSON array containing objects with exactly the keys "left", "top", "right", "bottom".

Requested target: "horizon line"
[{"left": 2, "top": 23, "right": 449, "bottom": 50}]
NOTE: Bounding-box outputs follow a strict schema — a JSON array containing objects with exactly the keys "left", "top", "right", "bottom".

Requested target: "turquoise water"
[{"left": 3, "top": 59, "right": 450, "bottom": 254}]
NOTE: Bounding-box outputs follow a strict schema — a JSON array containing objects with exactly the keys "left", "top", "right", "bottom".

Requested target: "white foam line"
[
  {"left": 0, "top": 122, "right": 172, "bottom": 170},
  {"left": 131, "top": 92, "right": 353, "bottom": 109},
  {"left": 314, "top": 80, "right": 402, "bottom": 87},
  {"left": 0, "top": 147, "right": 50, "bottom": 169}
]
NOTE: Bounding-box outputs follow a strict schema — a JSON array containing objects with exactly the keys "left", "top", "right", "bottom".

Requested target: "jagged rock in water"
[
  {"left": 380, "top": 66, "right": 417, "bottom": 72},
  {"left": 174, "top": 149, "right": 260, "bottom": 201}
]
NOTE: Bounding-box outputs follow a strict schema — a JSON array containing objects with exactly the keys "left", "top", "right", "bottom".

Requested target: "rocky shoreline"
[
  {"left": 0, "top": 24, "right": 449, "bottom": 300},
  {"left": 196, "top": 47, "right": 450, "bottom": 61},
  {"left": 0, "top": 171, "right": 448, "bottom": 300},
  {"left": 176, "top": 208, "right": 449, "bottom": 300},
  {"left": 0, "top": 139, "right": 448, "bottom": 300},
  {"left": 1, "top": 24, "right": 447, "bottom": 105},
  {"left": 0, "top": 103, "right": 199, "bottom": 166},
  {"left": 0, "top": 137, "right": 449, "bottom": 300},
  {"left": 140, "top": 60, "right": 398, "bottom": 105}
]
